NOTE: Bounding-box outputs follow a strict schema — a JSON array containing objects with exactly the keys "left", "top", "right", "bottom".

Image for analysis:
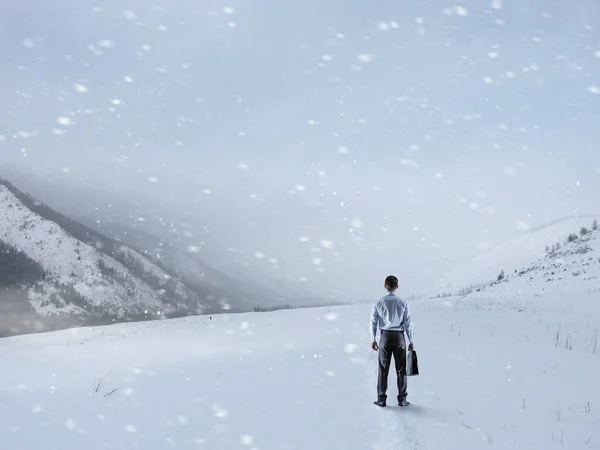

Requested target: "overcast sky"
[{"left": 1, "top": 0, "right": 599, "bottom": 300}]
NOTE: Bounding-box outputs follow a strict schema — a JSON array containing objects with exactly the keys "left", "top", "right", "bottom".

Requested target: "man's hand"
[
  {"left": 408, "top": 343, "right": 414, "bottom": 351},
  {"left": 371, "top": 341, "right": 378, "bottom": 351}
]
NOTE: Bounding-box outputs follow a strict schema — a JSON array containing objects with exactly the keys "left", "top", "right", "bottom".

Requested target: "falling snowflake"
[
  {"left": 97, "top": 39, "right": 115, "bottom": 48},
  {"left": 588, "top": 86, "right": 600, "bottom": 95},
  {"left": 57, "top": 117, "right": 72, "bottom": 126},
  {"left": 240, "top": 435, "right": 254, "bottom": 446},
  {"left": 320, "top": 240, "right": 334, "bottom": 248},
  {"left": 175, "top": 415, "right": 189, "bottom": 425},
  {"left": 455, "top": 5, "right": 469, "bottom": 15},
  {"left": 213, "top": 405, "right": 228, "bottom": 418},
  {"left": 351, "top": 219, "right": 363, "bottom": 228},
  {"left": 22, "top": 38, "right": 36, "bottom": 48},
  {"left": 344, "top": 343, "right": 357, "bottom": 353}
]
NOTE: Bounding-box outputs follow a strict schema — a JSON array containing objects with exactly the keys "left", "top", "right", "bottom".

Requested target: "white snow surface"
[
  {"left": 1, "top": 291, "right": 598, "bottom": 449},
  {"left": 0, "top": 185, "right": 175, "bottom": 316},
  {"left": 438, "top": 216, "right": 599, "bottom": 293}
]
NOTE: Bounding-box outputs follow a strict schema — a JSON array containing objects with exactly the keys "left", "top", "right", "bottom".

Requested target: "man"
[{"left": 370, "top": 275, "right": 415, "bottom": 407}]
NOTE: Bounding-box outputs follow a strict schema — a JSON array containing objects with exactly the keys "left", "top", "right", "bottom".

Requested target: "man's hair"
[{"left": 385, "top": 275, "right": 399, "bottom": 291}]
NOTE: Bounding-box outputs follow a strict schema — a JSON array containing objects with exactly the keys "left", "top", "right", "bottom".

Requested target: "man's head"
[{"left": 384, "top": 275, "right": 399, "bottom": 292}]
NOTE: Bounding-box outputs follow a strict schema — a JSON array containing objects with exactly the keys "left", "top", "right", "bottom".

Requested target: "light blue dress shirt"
[{"left": 369, "top": 292, "right": 415, "bottom": 344}]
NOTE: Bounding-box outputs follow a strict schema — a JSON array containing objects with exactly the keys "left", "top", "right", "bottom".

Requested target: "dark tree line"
[{"left": 0, "top": 240, "right": 48, "bottom": 286}]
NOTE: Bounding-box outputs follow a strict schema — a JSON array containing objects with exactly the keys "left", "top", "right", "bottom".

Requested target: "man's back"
[{"left": 370, "top": 292, "right": 414, "bottom": 344}]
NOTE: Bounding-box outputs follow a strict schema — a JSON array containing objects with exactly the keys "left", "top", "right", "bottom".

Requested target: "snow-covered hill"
[
  {"left": 0, "top": 181, "right": 209, "bottom": 333},
  {"left": 437, "top": 216, "right": 600, "bottom": 295},
  {"left": 466, "top": 223, "right": 600, "bottom": 299}
]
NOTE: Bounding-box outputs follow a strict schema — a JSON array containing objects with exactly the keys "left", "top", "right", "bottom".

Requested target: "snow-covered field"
[{"left": 1, "top": 293, "right": 599, "bottom": 449}]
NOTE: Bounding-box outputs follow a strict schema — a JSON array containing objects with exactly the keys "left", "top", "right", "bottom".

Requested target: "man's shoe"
[
  {"left": 373, "top": 400, "right": 386, "bottom": 407},
  {"left": 398, "top": 400, "right": 410, "bottom": 407}
]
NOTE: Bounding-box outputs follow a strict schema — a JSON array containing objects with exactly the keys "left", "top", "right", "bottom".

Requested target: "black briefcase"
[{"left": 406, "top": 350, "right": 419, "bottom": 376}]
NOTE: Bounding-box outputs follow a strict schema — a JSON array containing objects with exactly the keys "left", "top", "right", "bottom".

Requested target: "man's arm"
[
  {"left": 403, "top": 302, "right": 415, "bottom": 347},
  {"left": 369, "top": 301, "right": 379, "bottom": 343}
]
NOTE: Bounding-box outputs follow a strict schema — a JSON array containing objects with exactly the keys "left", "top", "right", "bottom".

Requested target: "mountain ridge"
[{"left": 0, "top": 179, "right": 267, "bottom": 336}]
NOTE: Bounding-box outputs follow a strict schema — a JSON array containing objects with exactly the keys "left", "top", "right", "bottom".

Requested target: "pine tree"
[
  {"left": 497, "top": 269, "right": 505, "bottom": 281},
  {"left": 593, "top": 219, "right": 599, "bottom": 231}
]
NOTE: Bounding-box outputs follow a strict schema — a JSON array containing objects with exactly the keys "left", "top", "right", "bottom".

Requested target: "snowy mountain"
[
  {"left": 0, "top": 180, "right": 262, "bottom": 336},
  {"left": 436, "top": 216, "right": 600, "bottom": 295},
  {"left": 460, "top": 219, "right": 600, "bottom": 299},
  {"left": 1, "top": 167, "right": 329, "bottom": 308}
]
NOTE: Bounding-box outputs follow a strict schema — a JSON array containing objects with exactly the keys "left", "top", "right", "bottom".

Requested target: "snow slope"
[
  {"left": 466, "top": 227, "right": 600, "bottom": 299},
  {"left": 1, "top": 292, "right": 598, "bottom": 449},
  {"left": 437, "top": 216, "right": 600, "bottom": 294}
]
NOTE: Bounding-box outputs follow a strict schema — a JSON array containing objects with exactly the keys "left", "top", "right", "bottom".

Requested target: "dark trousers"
[{"left": 377, "top": 330, "right": 408, "bottom": 403}]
